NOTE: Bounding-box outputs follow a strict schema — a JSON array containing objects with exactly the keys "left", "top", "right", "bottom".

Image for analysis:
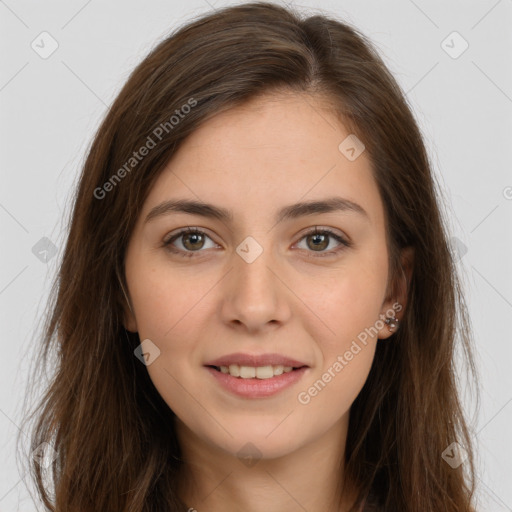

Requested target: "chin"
[{"left": 194, "top": 416, "right": 313, "bottom": 460}]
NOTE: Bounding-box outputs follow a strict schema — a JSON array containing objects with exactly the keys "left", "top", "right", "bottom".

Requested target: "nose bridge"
[
  {"left": 234, "top": 234, "right": 277, "bottom": 303},
  {"left": 221, "top": 234, "right": 290, "bottom": 329}
]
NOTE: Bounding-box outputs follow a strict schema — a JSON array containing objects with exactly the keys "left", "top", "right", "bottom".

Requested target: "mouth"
[
  {"left": 206, "top": 364, "right": 308, "bottom": 380},
  {"left": 203, "top": 353, "right": 310, "bottom": 397},
  {"left": 205, "top": 364, "right": 309, "bottom": 398}
]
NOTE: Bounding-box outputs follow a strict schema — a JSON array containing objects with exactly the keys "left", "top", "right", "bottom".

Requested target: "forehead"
[{"left": 143, "top": 92, "right": 385, "bottom": 229}]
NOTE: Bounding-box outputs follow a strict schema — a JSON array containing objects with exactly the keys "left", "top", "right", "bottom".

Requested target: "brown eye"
[
  {"left": 182, "top": 231, "right": 205, "bottom": 250},
  {"left": 306, "top": 232, "right": 329, "bottom": 251},
  {"left": 296, "top": 227, "right": 351, "bottom": 257},
  {"left": 163, "top": 228, "right": 217, "bottom": 257}
]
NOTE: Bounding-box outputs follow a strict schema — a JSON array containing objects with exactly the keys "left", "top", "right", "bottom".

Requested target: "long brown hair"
[{"left": 19, "top": 2, "right": 479, "bottom": 510}]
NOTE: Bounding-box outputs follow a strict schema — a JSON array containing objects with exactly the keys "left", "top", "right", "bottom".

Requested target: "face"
[{"left": 123, "top": 92, "right": 405, "bottom": 460}]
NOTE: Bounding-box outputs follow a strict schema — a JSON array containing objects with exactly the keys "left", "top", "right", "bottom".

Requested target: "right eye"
[{"left": 162, "top": 227, "right": 218, "bottom": 258}]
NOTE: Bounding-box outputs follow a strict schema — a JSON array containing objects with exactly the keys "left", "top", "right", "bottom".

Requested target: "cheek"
[
  {"left": 296, "top": 274, "right": 382, "bottom": 412},
  {"left": 308, "top": 266, "right": 387, "bottom": 350},
  {"left": 128, "top": 264, "right": 221, "bottom": 410},
  {"left": 131, "top": 268, "right": 208, "bottom": 416},
  {"left": 296, "top": 263, "right": 385, "bottom": 405},
  {"left": 128, "top": 260, "right": 213, "bottom": 342}
]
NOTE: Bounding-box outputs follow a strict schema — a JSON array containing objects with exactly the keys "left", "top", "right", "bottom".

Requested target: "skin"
[{"left": 123, "top": 91, "right": 413, "bottom": 512}]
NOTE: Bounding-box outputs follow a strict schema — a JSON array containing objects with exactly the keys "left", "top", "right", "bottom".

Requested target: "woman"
[{"left": 20, "top": 2, "right": 479, "bottom": 510}]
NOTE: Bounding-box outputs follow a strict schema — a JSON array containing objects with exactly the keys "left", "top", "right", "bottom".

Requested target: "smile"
[
  {"left": 209, "top": 364, "right": 303, "bottom": 379},
  {"left": 205, "top": 365, "right": 309, "bottom": 398}
]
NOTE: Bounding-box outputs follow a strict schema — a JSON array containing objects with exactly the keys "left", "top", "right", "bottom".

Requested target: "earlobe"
[{"left": 377, "top": 315, "right": 399, "bottom": 340}]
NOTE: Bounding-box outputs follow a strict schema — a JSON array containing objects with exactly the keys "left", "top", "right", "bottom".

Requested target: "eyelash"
[{"left": 162, "top": 226, "right": 351, "bottom": 259}]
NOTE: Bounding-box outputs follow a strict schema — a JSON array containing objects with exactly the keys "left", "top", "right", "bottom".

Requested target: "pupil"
[
  {"left": 186, "top": 233, "right": 202, "bottom": 249},
  {"left": 310, "top": 233, "right": 327, "bottom": 251}
]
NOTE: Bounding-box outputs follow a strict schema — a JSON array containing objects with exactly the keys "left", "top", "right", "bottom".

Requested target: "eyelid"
[{"left": 163, "top": 226, "right": 217, "bottom": 244}]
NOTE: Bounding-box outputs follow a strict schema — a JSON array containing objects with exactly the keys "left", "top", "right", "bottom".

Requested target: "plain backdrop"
[{"left": 1, "top": 0, "right": 511, "bottom": 510}]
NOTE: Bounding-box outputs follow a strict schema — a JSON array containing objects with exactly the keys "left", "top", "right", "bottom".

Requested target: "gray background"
[{"left": 1, "top": 0, "right": 511, "bottom": 510}]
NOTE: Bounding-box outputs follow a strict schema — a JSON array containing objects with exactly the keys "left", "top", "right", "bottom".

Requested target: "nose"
[{"left": 220, "top": 239, "right": 292, "bottom": 334}]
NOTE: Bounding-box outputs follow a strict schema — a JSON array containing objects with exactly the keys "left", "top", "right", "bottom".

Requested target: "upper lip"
[{"left": 204, "top": 352, "right": 309, "bottom": 368}]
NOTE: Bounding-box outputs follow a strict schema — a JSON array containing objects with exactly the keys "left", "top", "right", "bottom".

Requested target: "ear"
[{"left": 377, "top": 246, "right": 414, "bottom": 340}]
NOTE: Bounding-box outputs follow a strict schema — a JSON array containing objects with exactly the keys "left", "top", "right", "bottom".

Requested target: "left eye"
[
  {"left": 294, "top": 228, "right": 349, "bottom": 256},
  {"left": 162, "top": 227, "right": 350, "bottom": 258}
]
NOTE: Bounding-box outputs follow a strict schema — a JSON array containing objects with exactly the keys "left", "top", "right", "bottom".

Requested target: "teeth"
[
  {"left": 240, "top": 366, "right": 256, "bottom": 378},
  {"left": 256, "top": 366, "right": 272, "bottom": 379},
  {"left": 228, "top": 364, "right": 240, "bottom": 377},
  {"left": 273, "top": 365, "right": 284, "bottom": 376},
  {"left": 218, "top": 364, "right": 298, "bottom": 379}
]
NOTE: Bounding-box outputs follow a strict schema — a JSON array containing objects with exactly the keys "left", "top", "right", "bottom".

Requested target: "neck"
[{"left": 175, "top": 415, "right": 359, "bottom": 512}]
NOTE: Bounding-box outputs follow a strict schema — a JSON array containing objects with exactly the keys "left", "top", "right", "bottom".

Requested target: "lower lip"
[{"left": 205, "top": 366, "right": 309, "bottom": 398}]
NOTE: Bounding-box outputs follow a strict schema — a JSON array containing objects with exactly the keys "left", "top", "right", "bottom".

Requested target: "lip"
[
  {"left": 205, "top": 366, "right": 309, "bottom": 398},
  {"left": 204, "top": 352, "right": 309, "bottom": 368}
]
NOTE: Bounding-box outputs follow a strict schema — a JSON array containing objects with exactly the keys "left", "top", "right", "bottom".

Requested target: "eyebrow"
[{"left": 144, "top": 196, "right": 369, "bottom": 225}]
